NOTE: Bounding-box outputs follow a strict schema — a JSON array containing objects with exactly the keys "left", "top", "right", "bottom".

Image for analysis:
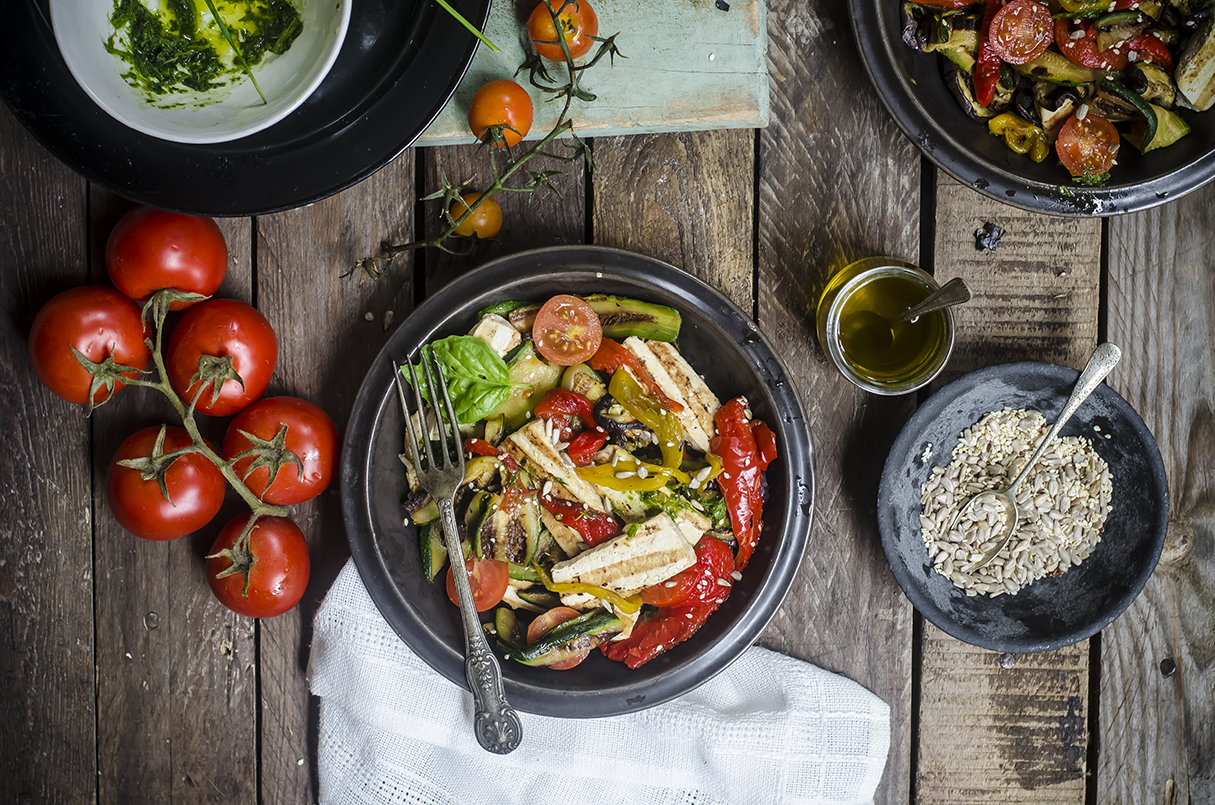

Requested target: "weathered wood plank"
[
  {"left": 423, "top": 143, "right": 585, "bottom": 289},
  {"left": 915, "top": 174, "right": 1101, "bottom": 805},
  {"left": 759, "top": 0, "right": 922, "bottom": 801},
  {"left": 417, "top": 0, "right": 767, "bottom": 145},
  {"left": 1101, "top": 183, "right": 1215, "bottom": 805},
  {"left": 0, "top": 101, "right": 97, "bottom": 805},
  {"left": 256, "top": 153, "right": 416, "bottom": 805},
  {"left": 592, "top": 130, "right": 754, "bottom": 310},
  {"left": 90, "top": 192, "right": 257, "bottom": 804}
]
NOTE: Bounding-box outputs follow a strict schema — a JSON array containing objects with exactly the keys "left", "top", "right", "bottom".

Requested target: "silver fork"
[{"left": 395, "top": 350, "right": 522, "bottom": 754}]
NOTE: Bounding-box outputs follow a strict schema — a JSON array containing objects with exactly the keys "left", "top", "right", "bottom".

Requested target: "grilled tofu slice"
[
  {"left": 550, "top": 513, "right": 696, "bottom": 594},
  {"left": 502, "top": 419, "right": 604, "bottom": 511},
  {"left": 674, "top": 507, "right": 712, "bottom": 544},
  {"left": 470, "top": 313, "right": 522, "bottom": 357},
  {"left": 622, "top": 337, "right": 720, "bottom": 452}
]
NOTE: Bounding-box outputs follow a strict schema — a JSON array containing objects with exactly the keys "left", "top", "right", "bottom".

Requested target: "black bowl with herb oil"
[{"left": 816, "top": 258, "right": 954, "bottom": 395}]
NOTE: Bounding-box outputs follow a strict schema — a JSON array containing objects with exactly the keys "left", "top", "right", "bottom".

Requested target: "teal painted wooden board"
[{"left": 417, "top": 0, "right": 768, "bottom": 145}]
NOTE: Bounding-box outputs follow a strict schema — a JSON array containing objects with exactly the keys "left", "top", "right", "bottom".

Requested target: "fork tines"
[{"left": 394, "top": 349, "right": 462, "bottom": 475}]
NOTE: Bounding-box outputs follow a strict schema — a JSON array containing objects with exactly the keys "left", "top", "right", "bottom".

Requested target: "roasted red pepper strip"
[
  {"left": 463, "top": 438, "right": 521, "bottom": 472},
  {"left": 539, "top": 494, "right": 620, "bottom": 546},
  {"left": 1128, "top": 33, "right": 1172, "bottom": 72},
  {"left": 566, "top": 429, "right": 608, "bottom": 466},
  {"left": 601, "top": 599, "right": 725, "bottom": 669},
  {"left": 588, "top": 338, "right": 684, "bottom": 413},
  {"left": 710, "top": 397, "right": 764, "bottom": 571},
  {"left": 534, "top": 388, "right": 596, "bottom": 440},
  {"left": 750, "top": 420, "right": 778, "bottom": 471},
  {"left": 975, "top": 0, "right": 1003, "bottom": 108}
]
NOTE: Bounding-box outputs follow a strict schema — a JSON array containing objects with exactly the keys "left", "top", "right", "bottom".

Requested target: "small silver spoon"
[
  {"left": 895, "top": 277, "right": 972, "bottom": 323},
  {"left": 955, "top": 342, "right": 1122, "bottom": 572}
]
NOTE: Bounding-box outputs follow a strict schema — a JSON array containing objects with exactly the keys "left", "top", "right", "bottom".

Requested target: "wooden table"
[{"left": 2, "top": 1, "right": 1212, "bottom": 801}]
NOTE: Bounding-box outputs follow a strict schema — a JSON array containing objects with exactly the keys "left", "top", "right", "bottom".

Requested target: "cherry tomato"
[
  {"left": 450, "top": 193, "right": 503, "bottom": 239},
  {"left": 1056, "top": 113, "right": 1121, "bottom": 180},
  {"left": 107, "top": 426, "right": 226, "bottom": 541},
  {"left": 640, "top": 536, "right": 736, "bottom": 608},
  {"left": 445, "top": 556, "right": 510, "bottom": 612},
  {"left": 105, "top": 206, "right": 228, "bottom": 309},
  {"left": 207, "top": 514, "right": 311, "bottom": 618},
  {"left": 467, "top": 79, "right": 534, "bottom": 148},
  {"left": 526, "top": 606, "right": 588, "bottom": 669},
  {"left": 167, "top": 298, "right": 278, "bottom": 417},
  {"left": 29, "top": 286, "right": 151, "bottom": 405},
  {"left": 527, "top": 0, "right": 599, "bottom": 61},
  {"left": 1054, "top": 19, "right": 1128, "bottom": 71},
  {"left": 223, "top": 396, "right": 338, "bottom": 505},
  {"left": 533, "top": 294, "right": 603, "bottom": 366},
  {"left": 988, "top": 0, "right": 1053, "bottom": 65}
]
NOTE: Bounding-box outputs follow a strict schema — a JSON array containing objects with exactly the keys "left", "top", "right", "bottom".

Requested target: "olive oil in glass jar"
[{"left": 816, "top": 258, "right": 955, "bottom": 395}]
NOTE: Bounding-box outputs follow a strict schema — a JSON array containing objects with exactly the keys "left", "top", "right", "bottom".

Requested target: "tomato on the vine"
[
  {"left": 450, "top": 192, "right": 503, "bottom": 239},
  {"left": 988, "top": 0, "right": 1052, "bottom": 65},
  {"left": 526, "top": 606, "right": 589, "bottom": 669},
  {"left": 106, "top": 206, "right": 228, "bottom": 309},
  {"left": 528, "top": 0, "right": 599, "bottom": 61},
  {"left": 207, "top": 513, "right": 311, "bottom": 618},
  {"left": 223, "top": 396, "right": 339, "bottom": 505},
  {"left": 29, "top": 286, "right": 151, "bottom": 405},
  {"left": 468, "top": 79, "right": 534, "bottom": 148},
  {"left": 167, "top": 298, "right": 278, "bottom": 416},
  {"left": 107, "top": 425, "right": 226, "bottom": 541},
  {"left": 445, "top": 556, "right": 509, "bottom": 612},
  {"left": 533, "top": 294, "right": 603, "bottom": 366},
  {"left": 1056, "top": 113, "right": 1121, "bottom": 180}
]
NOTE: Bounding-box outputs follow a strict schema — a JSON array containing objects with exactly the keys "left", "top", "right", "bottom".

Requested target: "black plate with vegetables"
[
  {"left": 340, "top": 246, "right": 814, "bottom": 717},
  {"left": 850, "top": 0, "right": 1215, "bottom": 214},
  {"left": 0, "top": 0, "right": 489, "bottom": 216}
]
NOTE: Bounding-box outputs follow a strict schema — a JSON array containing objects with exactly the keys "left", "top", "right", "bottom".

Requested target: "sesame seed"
[
  {"left": 1069, "top": 29, "right": 1085, "bottom": 39},
  {"left": 664, "top": 581, "right": 677, "bottom": 588},
  {"left": 691, "top": 500, "right": 704, "bottom": 511},
  {"left": 685, "top": 613, "right": 694, "bottom": 619},
  {"left": 636, "top": 466, "right": 649, "bottom": 479},
  {"left": 543, "top": 480, "right": 552, "bottom": 496},
  {"left": 716, "top": 578, "right": 731, "bottom": 587},
  {"left": 615, "top": 471, "right": 636, "bottom": 479},
  {"left": 611, "top": 452, "right": 620, "bottom": 467},
  {"left": 731, "top": 571, "right": 742, "bottom": 580},
  {"left": 554, "top": 442, "right": 569, "bottom": 451},
  {"left": 694, "top": 467, "right": 712, "bottom": 482},
  {"left": 1076, "top": 104, "right": 1088, "bottom": 121}
]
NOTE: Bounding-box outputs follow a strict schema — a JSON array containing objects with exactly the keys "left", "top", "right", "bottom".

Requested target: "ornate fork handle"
[{"left": 438, "top": 498, "right": 523, "bottom": 754}]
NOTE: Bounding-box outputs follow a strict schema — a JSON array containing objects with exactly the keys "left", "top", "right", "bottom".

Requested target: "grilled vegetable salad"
[
  {"left": 401, "top": 294, "right": 778, "bottom": 670},
  {"left": 902, "top": 0, "right": 1215, "bottom": 185}
]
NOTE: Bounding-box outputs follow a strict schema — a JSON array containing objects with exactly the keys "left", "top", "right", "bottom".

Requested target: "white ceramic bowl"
[{"left": 51, "top": 0, "right": 351, "bottom": 144}]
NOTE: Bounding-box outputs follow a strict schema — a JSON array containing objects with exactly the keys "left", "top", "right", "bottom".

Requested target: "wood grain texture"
[
  {"left": 423, "top": 143, "right": 586, "bottom": 290},
  {"left": 915, "top": 174, "right": 1101, "bottom": 805},
  {"left": 255, "top": 153, "right": 416, "bottom": 805},
  {"left": 90, "top": 191, "right": 257, "bottom": 804},
  {"left": 759, "top": 1, "right": 922, "bottom": 802},
  {"left": 0, "top": 102, "right": 97, "bottom": 805},
  {"left": 592, "top": 130, "right": 755, "bottom": 309},
  {"left": 1101, "top": 183, "right": 1215, "bottom": 805}
]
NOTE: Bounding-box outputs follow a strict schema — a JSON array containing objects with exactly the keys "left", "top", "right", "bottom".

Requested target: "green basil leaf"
[{"left": 405, "top": 335, "right": 514, "bottom": 424}]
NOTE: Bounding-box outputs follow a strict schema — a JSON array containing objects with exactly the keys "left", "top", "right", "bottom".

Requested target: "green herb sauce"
[{"left": 106, "top": 0, "right": 303, "bottom": 99}]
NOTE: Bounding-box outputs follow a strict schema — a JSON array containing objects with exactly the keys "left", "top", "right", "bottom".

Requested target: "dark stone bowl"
[
  {"left": 878, "top": 362, "right": 1168, "bottom": 652},
  {"left": 848, "top": 0, "right": 1215, "bottom": 215},
  {"left": 341, "top": 246, "right": 814, "bottom": 716}
]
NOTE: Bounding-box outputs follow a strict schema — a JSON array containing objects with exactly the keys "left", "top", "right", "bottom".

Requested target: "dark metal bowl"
[
  {"left": 849, "top": 0, "right": 1215, "bottom": 215},
  {"left": 340, "top": 246, "right": 814, "bottom": 716},
  {"left": 878, "top": 362, "right": 1168, "bottom": 652}
]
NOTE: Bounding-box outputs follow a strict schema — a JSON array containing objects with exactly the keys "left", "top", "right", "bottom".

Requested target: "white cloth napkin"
[{"left": 309, "top": 560, "right": 891, "bottom": 805}]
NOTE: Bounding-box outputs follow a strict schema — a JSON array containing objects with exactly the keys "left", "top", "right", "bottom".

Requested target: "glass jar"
[{"left": 816, "top": 258, "right": 955, "bottom": 395}]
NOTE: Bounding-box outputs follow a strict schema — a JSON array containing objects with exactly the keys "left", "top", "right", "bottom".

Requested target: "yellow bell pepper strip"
[
  {"left": 576, "top": 455, "right": 691, "bottom": 492},
  {"left": 531, "top": 563, "right": 643, "bottom": 614},
  {"left": 988, "top": 114, "right": 1050, "bottom": 163},
  {"left": 608, "top": 368, "right": 685, "bottom": 470}
]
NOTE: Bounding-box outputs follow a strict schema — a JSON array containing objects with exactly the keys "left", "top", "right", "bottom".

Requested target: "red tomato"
[
  {"left": 446, "top": 556, "right": 510, "bottom": 612},
  {"left": 1054, "top": 19, "right": 1129, "bottom": 71},
  {"left": 208, "top": 514, "right": 311, "bottom": 618},
  {"left": 107, "top": 426, "right": 226, "bottom": 541},
  {"left": 533, "top": 294, "right": 603, "bottom": 366},
  {"left": 451, "top": 193, "right": 503, "bottom": 239},
  {"left": 988, "top": 0, "right": 1053, "bottom": 65},
  {"left": 640, "top": 536, "right": 736, "bottom": 608},
  {"left": 526, "top": 606, "right": 588, "bottom": 669},
  {"left": 467, "top": 80, "right": 534, "bottom": 148},
  {"left": 28, "top": 286, "right": 151, "bottom": 405},
  {"left": 105, "top": 206, "right": 228, "bottom": 309},
  {"left": 527, "top": 0, "right": 599, "bottom": 61},
  {"left": 1056, "top": 112, "right": 1121, "bottom": 180},
  {"left": 223, "top": 396, "right": 339, "bottom": 505},
  {"left": 167, "top": 298, "right": 278, "bottom": 416}
]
